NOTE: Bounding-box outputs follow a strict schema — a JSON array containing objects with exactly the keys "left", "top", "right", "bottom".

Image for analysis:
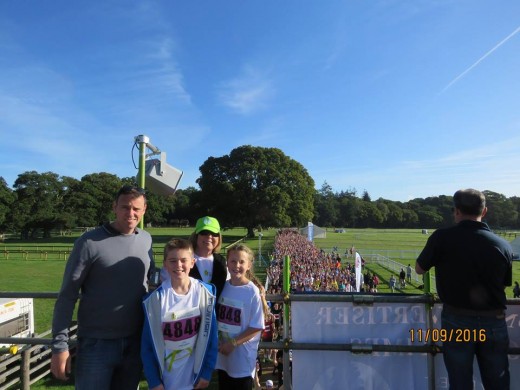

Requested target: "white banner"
[
  {"left": 307, "top": 221, "right": 314, "bottom": 242},
  {"left": 291, "top": 300, "right": 520, "bottom": 389},
  {"left": 354, "top": 252, "right": 362, "bottom": 292}
]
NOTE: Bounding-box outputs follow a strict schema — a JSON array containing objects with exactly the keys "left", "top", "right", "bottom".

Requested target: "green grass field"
[
  {"left": 2, "top": 227, "right": 519, "bottom": 389},
  {"left": 3, "top": 227, "right": 520, "bottom": 332}
]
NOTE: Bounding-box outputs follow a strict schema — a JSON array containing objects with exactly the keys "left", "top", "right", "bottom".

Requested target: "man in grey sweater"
[{"left": 51, "top": 185, "right": 155, "bottom": 389}]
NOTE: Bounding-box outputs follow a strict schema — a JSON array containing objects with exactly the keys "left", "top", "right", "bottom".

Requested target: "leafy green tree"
[
  {"left": 336, "top": 189, "right": 358, "bottom": 227},
  {"left": 433, "top": 195, "right": 454, "bottom": 227},
  {"left": 483, "top": 190, "right": 518, "bottom": 228},
  {"left": 5, "top": 167, "right": 520, "bottom": 232},
  {"left": 64, "top": 173, "right": 122, "bottom": 227},
  {"left": 380, "top": 200, "right": 404, "bottom": 228},
  {"left": 0, "top": 177, "right": 15, "bottom": 232},
  {"left": 169, "top": 187, "right": 202, "bottom": 226},
  {"left": 144, "top": 192, "right": 175, "bottom": 227},
  {"left": 314, "top": 181, "right": 338, "bottom": 227},
  {"left": 362, "top": 190, "right": 371, "bottom": 202},
  {"left": 356, "top": 201, "right": 384, "bottom": 228},
  {"left": 417, "top": 195, "right": 453, "bottom": 227},
  {"left": 416, "top": 206, "right": 444, "bottom": 228},
  {"left": 375, "top": 199, "right": 390, "bottom": 226},
  {"left": 57, "top": 176, "right": 81, "bottom": 230},
  {"left": 11, "top": 171, "right": 66, "bottom": 238},
  {"left": 510, "top": 196, "right": 520, "bottom": 229},
  {"left": 401, "top": 208, "right": 419, "bottom": 228},
  {"left": 197, "top": 145, "right": 315, "bottom": 237}
]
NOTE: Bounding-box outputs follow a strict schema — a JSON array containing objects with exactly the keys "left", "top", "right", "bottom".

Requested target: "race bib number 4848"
[{"left": 217, "top": 297, "right": 243, "bottom": 335}]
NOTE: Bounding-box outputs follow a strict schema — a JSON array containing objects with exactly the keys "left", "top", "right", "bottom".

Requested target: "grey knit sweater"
[{"left": 52, "top": 223, "right": 154, "bottom": 352}]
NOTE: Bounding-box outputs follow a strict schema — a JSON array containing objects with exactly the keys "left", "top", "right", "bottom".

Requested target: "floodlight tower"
[
  {"left": 134, "top": 135, "right": 183, "bottom": 228},
  {"left": 135, "top": 135, "right": 157, "bottom": 189}
]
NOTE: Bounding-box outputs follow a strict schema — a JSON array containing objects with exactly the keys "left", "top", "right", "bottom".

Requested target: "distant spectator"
[
  {"left": 406, "top": 264, "right": 412, "bottom": 283},
  {"left": 274, "top": 350, "right": 284, "bottom": 389},
  {"left": 389, "top": 275, "right": 397, "bottom": 293},
  {"left": 399, "top": 268, "right": 406, "bottom": 288},
  {"left": 372, "top": 274, "right": 379, "bottom": 293},
  {"left": 253, "top": 356, "right": 263, "bottom": 390},
  {"left": 262, "top": 312, "right": 275, "bottom": 363}
]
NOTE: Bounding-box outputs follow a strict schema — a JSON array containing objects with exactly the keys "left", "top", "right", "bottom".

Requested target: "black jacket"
[{"left": 190, "top": 252, "right": 228, "bottom": 300}]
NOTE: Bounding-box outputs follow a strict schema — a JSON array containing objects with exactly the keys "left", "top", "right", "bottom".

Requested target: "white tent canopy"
[{"left": 300, "top": 223, "right": 326, "bottom": 239}]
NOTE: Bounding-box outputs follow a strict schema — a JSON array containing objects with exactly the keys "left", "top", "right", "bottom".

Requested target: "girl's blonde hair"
[{"left": 227, "top": 244, "right": 269, "bottom": 316}]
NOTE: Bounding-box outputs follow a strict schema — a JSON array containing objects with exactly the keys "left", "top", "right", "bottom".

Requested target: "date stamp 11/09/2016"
[{"left": 409, "top": 328, "right": 487, "bottom": 343}]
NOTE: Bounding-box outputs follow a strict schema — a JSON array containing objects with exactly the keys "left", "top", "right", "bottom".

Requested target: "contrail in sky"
[{"left": 441, "top": 25, "right": 520, "bottom": 94}]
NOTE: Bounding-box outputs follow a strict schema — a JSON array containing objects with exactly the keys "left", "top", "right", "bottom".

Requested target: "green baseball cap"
[{"left": 195, "top": 216, "right": 221, "bottom": 234}]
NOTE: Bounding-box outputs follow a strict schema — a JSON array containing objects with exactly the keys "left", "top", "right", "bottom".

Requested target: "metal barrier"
[
  {"left": 1, "top": 247, "right": 72, "bottom": 261},
  {"left": 0, "top": 326, "right": 77, "bottom": 390},
  {"left": 2, "top": 285, "right": 519, "bottom": 389},
  {"left": 0, "top": 292, "right": 78, "bottom": 390}
]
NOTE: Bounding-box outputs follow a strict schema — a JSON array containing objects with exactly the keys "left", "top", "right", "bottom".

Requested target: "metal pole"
[
  {"left": 258, "top": 233, "right": 263, "bottom": 263},
  {"left": 283, "top": 255, "right": 290, "bottom": 303},
  {"left": 424, "top": 270, "right": 431, "bottom": 294},
  {"left": 134, "top": 135, "right": 148, "bottom": 229},
  {"left": 422, "top": 270, "right": 435, "bottom": 390},
  {"left": 283, "top": 255, "right": 292, "bottom": 389}
]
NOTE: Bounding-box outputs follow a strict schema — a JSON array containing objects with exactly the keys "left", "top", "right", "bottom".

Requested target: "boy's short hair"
[{"left": 163, "top": 238, "right": 193, "bottom": 260}]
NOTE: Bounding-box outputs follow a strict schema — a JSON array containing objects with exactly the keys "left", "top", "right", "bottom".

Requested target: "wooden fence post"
[{"left": 21, "top": 348, "right": 30, "bottom": 390}]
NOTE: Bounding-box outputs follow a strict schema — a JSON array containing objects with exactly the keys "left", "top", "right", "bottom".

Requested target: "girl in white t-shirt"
[{"left": 215, "top": 244, "right": 266, "bottom": 390}]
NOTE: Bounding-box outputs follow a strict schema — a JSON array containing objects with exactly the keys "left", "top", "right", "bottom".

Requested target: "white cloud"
[
  {"left": 217, "top": 66, "right": 275, "bottom": 115},
  {"left": 235, "top": 116, "right": 287, "bottom": 146},
  {"left": 141, "top": 37, "right": 191, "bottom": 104},
  {"left": 0, "top": 95, "right": 95, "bottom": 152},
  {"left": 308, "top": 135, "right": 520, "bottom": 200}
]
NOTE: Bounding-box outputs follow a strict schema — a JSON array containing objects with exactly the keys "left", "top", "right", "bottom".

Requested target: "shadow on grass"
[
  {"left": 5, "top": 236, "right": 78, "bottom": 245},
  {"left": 4, "top": 233, "right": 248, "bottom": 247},
  {"left": 151, "top": 234, "right": 248, "bottom": 246}
]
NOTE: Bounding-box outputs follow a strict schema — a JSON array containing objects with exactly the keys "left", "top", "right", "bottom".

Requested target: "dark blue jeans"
[
  {"left": 441, "top": 310, "right": 510, "bottom": 390},
  {"left": 75, "top": 335, "right": 142, "bottom": 390}
]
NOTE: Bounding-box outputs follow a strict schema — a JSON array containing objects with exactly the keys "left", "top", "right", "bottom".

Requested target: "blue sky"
[{"left": 1, "top": 1, "right": 519, "bottom": 202}]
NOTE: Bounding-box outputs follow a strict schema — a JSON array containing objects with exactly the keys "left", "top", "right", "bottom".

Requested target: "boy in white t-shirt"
[{"left": 141, "top": 238, "right": 218, "bottom": 390}]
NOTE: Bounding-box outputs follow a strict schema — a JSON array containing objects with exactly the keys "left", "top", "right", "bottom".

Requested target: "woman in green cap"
[{"left": 189, "top": 216, "right": 229, "bottom": 299}]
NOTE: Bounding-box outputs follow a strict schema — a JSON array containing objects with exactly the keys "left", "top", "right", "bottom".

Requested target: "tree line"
[
  {"left": 1, "top": 146, "right": 519, "bottom": 239},
  {"left": 313, "top": 183, "right": 520, "bottom": 230}
]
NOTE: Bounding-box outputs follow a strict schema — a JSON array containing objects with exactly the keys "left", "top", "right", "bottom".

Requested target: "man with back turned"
[{"left": 416, "top": 188, "right": 512, "bottom": 389}]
